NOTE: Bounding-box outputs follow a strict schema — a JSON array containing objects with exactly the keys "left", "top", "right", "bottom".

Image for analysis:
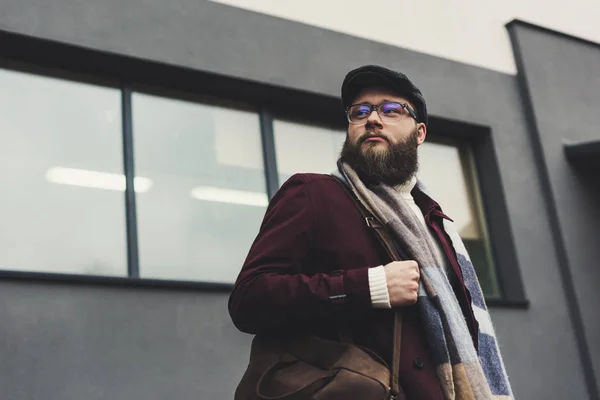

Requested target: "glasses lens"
[
  {"left": 379, "top": 102, "right": 403, "bottom": 120},
  {"left": 348, "top": 104, "right": 372, "bottom": 123}
]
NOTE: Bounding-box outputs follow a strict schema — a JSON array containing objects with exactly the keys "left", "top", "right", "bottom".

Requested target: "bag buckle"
[{"left": 365, "top": 217, "right": 382, "bottom": 229}]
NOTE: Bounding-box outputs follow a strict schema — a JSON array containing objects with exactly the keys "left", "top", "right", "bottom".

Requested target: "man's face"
[{"left": 340, "top": 86, "right": 427, "bottom": 186}]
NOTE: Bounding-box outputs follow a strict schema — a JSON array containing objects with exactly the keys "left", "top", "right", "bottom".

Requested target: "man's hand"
[{"left": 384, "top": 260, "right": 421, "bottom": 307}]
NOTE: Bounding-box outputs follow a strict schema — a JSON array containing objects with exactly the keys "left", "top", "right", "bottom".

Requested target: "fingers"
[
  {"left": 408, "top": 291, "right": 419, "bottom": 305},
  {"left": 386, "top": 260, "right": 419, "bottom": 270},
  {"left": 384, "top": 260, "right": 422, "bottom": 307},
  {"left": 402, "top": 260, "right": 420, "bottom": 279}
]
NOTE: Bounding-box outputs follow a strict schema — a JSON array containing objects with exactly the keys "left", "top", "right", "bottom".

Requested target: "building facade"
[{"left": 0, "top": 1, "right": 599, "bottom": 399}]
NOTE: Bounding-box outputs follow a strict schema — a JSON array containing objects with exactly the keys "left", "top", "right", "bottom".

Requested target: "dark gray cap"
[{"left": 341, "top": 65, "right": 428, "bottom": 126}]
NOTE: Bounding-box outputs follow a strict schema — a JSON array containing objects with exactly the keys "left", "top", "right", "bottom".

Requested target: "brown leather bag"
[{"left": 234, "top": 177, "right": 405, "bottom": 400}]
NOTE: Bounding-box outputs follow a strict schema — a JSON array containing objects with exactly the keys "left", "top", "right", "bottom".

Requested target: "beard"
[{"left": 340, "top": 127, "right": 419, "bottom": 186}]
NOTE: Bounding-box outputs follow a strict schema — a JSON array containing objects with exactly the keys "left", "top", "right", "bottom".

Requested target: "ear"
[{"left": 416, "top": 122, "right": 427, "bottom": 145}]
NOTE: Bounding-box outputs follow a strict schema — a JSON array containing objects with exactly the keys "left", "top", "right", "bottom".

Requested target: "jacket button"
[{"left": 414, "top": 357, "right": 424, "bottom": 369}]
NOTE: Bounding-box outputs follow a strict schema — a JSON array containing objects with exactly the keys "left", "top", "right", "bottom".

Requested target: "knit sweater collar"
[{"left": 394, "top": 175, "right": 417, "bottom": 199}]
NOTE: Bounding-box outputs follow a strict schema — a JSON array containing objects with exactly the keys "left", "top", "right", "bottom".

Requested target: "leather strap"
[
  {"left": 330, "top": 175, "right": 404, "bottom": 399},
  {"left": 391, "top": 313, "right": 402, "bottom": 399}
]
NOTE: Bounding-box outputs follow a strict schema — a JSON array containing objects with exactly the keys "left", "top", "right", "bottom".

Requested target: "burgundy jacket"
[{"left": 229, "top": 173, "right": 479, "bottom": 400}]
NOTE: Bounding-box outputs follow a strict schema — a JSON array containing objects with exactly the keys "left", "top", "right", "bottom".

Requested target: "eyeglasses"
[{"left": 346, "top": 102, "right": 418, "bottom": 125}]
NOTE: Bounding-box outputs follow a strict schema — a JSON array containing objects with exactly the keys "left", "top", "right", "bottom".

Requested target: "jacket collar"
[{"left": 412, "top": 186, "right": 454, "bottom": 222}]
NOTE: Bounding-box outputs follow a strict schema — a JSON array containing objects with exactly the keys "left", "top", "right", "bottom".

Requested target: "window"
[
  {"left": 132, "top": 93, "right": 267, "bottom": 283},
  {"left": 0, "top": 68, "right": 127, "bottom": 276},
  {"left": 0, "top": 65, "right": 499, "bottom": 294},
  {"left": 273, "top": 119, "right": 345, "bottom": 184},
  {"left": 0, "top": 66, "right": 267, "bottom": 284},
  {"left": 419, "top": 141, "right": 500, "bottom": 298},
  {"left": 272, "top": 120, "right": 500, "bottom": 298}
]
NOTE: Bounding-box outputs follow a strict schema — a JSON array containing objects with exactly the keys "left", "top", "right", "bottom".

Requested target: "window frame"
[
  {"left": 418, "top": 135, "right": 504, "bottom": 299},
  {"left": 427, "top": 121, "right": 528, "bottom": 307}
]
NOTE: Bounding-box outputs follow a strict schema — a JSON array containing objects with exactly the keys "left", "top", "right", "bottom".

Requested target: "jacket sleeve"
[{"left": 228, "top": 174, "right": 373, "bottom": 334}]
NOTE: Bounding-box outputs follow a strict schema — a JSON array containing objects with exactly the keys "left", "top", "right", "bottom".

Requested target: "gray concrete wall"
[
  {"left": 0, "top": 280, "right": 251, "bottom": 399},
  {"left": 0, "top": 1, "right": 592, "bottom": 398},
  {"left": 510, "top": 21, "right": 600, "bottom": 396}
]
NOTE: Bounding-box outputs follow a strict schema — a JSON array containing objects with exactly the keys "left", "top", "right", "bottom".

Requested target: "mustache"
[{"left": 358, "top": 131, "right": 389, "bottom": 144}]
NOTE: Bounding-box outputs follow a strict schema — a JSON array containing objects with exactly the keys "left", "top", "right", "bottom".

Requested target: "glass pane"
[
  {"left": 419, "top": 142, "right": 500, "bottom": 297},
  {"left": 273, "top": 119, "right": 345, "bottom": 184},
  {"left": 133, "top": 93, "right": 266, "bottom": 283},
  {"left": 0, "top": 68, "right": 127, "bottom": 276}
]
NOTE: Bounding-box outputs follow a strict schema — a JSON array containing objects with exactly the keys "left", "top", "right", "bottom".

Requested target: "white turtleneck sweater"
[{"left": 368, "top": 176, "right": 448, "bottom": 308}]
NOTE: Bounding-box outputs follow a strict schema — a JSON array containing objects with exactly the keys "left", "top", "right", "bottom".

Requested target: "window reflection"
[
  {"left": 132, "top": 93, "right": 267, "bottom": 283},
  {"left": 0, "top": 68, "right": 127, "bottom": 276},
  {"left": 273, "top": 120, "right": 345, "bottom": 184}
]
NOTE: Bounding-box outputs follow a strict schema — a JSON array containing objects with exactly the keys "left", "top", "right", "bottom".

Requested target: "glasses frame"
[{"left": 345, "top": 101, "right": 418, "bottom": 125}]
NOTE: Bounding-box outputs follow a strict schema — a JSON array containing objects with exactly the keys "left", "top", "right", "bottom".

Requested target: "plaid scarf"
[{"left": 335, "top": 162, "right": 513, "bottom": 400}]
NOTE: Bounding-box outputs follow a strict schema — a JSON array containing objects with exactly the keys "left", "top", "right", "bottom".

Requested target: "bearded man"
[{"left": 229, "top": 65, "right": 513, "bottom": 400}]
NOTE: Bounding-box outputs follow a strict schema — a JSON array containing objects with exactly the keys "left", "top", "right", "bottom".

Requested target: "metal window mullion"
[
  {"left": 121, "top": 84, "right": 140, "bottom": 278},
  {"left": 259, "top": 109, "right": 279, "bottom": 199}
]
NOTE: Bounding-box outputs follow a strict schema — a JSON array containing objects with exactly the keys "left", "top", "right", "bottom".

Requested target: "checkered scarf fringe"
[{"left": 335, "top": 162, "right": 513, "bottom": 400}]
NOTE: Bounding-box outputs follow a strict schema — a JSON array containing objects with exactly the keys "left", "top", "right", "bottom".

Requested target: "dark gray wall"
[
  {"left": 0, "top": 1, "right": 592, "bottom": 399},
  {"left": 0, "top": 280, "right": 252, "bottom": 400},
  {"left": 510, "top": 21, "right": 600, "bottom": 396}
]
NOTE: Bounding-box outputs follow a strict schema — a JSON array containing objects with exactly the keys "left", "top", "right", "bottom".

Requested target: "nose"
[{"left": 366, "top": 109, "right": 383, "bottom": 128}]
